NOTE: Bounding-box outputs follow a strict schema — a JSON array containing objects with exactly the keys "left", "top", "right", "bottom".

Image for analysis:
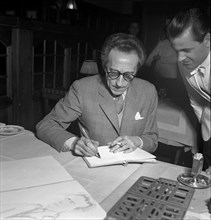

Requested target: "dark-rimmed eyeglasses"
[{"left": 105, "top": 68, "right": 136, "bottom": 81}]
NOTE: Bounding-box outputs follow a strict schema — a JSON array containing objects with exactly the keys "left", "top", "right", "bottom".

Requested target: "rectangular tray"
[{"left": 108, "top": 176, "right": 194, "bottom": 220}]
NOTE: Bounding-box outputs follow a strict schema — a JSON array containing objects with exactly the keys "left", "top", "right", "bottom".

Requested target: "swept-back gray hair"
[{"left": 101, "top": 33, "right": 146, "bottom": 72}]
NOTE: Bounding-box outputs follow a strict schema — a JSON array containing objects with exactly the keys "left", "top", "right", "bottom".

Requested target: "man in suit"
[
  {"left": 36, "top": 33, "right": 158, "bottom": 157},
  {"left": 166, "top": 8, "right": 210, "bottom": 173}
]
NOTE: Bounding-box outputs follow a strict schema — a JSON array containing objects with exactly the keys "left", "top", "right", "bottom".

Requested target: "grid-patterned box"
[{"left": 108, "top": 176, "right": 194, "bottom": 220}]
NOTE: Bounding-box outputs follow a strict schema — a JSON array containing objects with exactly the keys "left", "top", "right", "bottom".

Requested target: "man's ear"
[{"left": 204, "top": 33, "right": 210, "bottom": 48}]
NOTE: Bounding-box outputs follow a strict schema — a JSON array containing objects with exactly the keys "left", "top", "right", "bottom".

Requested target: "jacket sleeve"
[
  {"left": 140, "top": 85, "right": 159, "bottom": 153},
  {"left": 36, "top": 80, "right": 82, "bottom": 152}
]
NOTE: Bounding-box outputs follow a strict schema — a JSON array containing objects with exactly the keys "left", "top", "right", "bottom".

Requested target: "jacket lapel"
[
  {"left": 120, "top": 83, "right": 137, "bottom": 133},
  {"left": 98, "top": 81, "right": 120, "bottom": 134}
]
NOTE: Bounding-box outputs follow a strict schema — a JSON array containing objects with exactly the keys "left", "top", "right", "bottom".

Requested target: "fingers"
[
  {"left": 74, "top": 137, "right": 99, "bottom": 157},
  {"left": 109, "top": 142, "right": 124, "bottom": 153},
  {"left": 109, "top": 136, "right": 136, "bottom": 153}
]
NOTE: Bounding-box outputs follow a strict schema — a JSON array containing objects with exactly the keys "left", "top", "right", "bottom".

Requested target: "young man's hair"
[{"left": 166, "top": 8, "right": 210, "bottom": 42}]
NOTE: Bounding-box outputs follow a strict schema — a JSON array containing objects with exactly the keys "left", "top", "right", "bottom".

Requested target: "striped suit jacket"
[{"left": 36, "top": 75, "right": 158, "bottom": 153}]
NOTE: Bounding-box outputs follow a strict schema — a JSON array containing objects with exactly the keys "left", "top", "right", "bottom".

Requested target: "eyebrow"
[{"left": 109, "top": 68, "right": 135, "bottom": 74}]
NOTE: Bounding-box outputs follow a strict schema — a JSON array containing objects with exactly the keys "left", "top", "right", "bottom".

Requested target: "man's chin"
[
  {"left": 182, "top": 61, "right": 196, "bottom": 70},
  {"left": 111, "top": 90, "right": 123, "bottom": 96}
]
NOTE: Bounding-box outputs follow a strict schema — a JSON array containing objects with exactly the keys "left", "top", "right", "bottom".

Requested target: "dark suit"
[{"left": 36, "top": 75, "right": 158, "bottom": 153}]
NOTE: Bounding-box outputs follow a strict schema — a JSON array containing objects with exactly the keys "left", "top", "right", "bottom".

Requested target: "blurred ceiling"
[
  {"left": 0, "top": 0, "right": 209, "bottom": 15},
  {"left": 83, "top": 0, "right": 210, "bottom": 14}
]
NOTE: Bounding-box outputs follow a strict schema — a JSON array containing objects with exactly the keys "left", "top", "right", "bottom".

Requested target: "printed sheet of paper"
[{"left": 98, "top": 146, "right": 123, "bottom": 159}]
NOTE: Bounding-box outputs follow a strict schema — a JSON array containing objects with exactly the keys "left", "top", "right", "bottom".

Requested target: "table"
[{"left": 1, "top": 130, "right": 210, "bottom": 219}]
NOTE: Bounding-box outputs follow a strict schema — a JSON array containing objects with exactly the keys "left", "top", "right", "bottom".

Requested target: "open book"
[{"left": 83, "top": 146, "right": 157, "bottom": 168}]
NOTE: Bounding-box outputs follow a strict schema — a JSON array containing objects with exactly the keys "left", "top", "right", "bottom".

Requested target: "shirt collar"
[
  {"left": 122, "top": 90, "right": 127, "bottom": 100},
  {"left": 190, "top": 52, "right": 210, "bottom": 76},
  {"left": 113, "top": 90, "right": 127, "bottom": 100}
]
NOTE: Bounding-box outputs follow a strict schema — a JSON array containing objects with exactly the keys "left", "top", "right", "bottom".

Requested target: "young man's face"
[
  {"left": 105, "top": 49, "right": 139, "bottom": 97},
  {"left": 170, "top": 27, "right": 210, "bottom": 70}
]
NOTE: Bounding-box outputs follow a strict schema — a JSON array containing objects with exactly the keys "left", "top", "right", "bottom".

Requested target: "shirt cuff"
[
  {"left": 137, "top": 136, "right": 143, "bottom": 148},
  {"left": 62, "top": 137, "right": 78, "bottom": 152}
]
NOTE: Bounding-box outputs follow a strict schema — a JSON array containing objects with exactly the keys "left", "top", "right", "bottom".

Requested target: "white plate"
[{"left": 0, "top": 125, "right": 25, "bottom": 136}]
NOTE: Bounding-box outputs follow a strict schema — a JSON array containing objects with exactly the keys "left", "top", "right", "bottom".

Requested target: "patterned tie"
[
  {"left": 196, "top": 67, "right": 210, "bottom": 140},
  {"left": 197, "top": 66, "right": 210, "bottom": 95},
  {"left": 201, "top": 106, "right": 210, "bottom": 141},
  {"left": 115, "top": 95, "right": 124, "bottom": 114}
]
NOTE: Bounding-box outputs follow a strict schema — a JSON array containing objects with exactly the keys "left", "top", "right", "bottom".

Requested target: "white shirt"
[
  {"left": 190, "top": 52, "right": 210, "bottom": 96},
  {"left": 185, "top": 52, "right": 210, "bottom": 141}
]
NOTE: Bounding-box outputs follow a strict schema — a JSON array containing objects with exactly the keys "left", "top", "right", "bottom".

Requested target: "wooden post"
[{"left": 11, "top": 28, "right": 33, "bottom": 130}]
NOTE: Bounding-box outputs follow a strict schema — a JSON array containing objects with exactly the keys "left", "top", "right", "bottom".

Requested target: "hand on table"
[
  {"left": 109, "top": 136, "right": 142, "bottom": 153},
  {"left": 73, "top": 137, "right": 99, "bottom": 157}
]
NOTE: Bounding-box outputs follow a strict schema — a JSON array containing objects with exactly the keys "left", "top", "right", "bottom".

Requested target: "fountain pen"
[{"left": 81, "top": 127, "right": 101, "bottom": 158}]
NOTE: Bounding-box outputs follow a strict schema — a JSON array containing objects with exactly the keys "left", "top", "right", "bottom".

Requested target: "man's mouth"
[
  {"left": 182, "top": 59, "right": 192, "bottom": 67},
  {"left": 113, "top": 86, "right": 124, "bottom": 91}
]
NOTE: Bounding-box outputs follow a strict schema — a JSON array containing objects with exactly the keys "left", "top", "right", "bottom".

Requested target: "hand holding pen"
[{"left": 78, "top": 127, "right": 100, "bottom": 158}]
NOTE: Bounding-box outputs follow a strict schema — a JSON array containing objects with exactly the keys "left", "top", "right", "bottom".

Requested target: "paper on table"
[
  {"left": 1, "top": 156, "right": 73, "bottom": 192},
  {"left": 98, "top": 145, "right": 156, "bottom": 161},
  {"left": 1, "top": 156, "right": 107, "bottom": 220},
  {"left": 1, "top": 181, "right": 106, "bottom": 220}
]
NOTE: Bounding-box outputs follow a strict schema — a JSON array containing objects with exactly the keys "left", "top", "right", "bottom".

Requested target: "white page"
[
  {"left": 1, "top": 156, "right": 73, "bottom": 192},
  {"left": 1, "top": 180, "right": 106, "bottom": 220},
  {"left": 84, "top": 146, "right": 156, "bottom": 167},
  {"left": 98, "top": 146, "right": 124, "bottom": 159},
  {"left": 98, "top": 146, "right": 156, "bottom": 161}
]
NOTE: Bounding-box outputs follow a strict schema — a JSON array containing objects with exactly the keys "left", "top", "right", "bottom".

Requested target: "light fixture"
[
  {"left": 80, "top": 60, "right": 99, "bottom": 75},
  {"left": 66, "top": 0, "right": 77, "bottom": 10}
]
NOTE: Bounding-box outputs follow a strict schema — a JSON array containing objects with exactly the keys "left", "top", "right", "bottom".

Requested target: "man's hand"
[
  {"left": 109, "top": 136, "right": 142, "bottom": 153},
  {"left": 73, "top": 137, "right": 99, "bottom": 157}
]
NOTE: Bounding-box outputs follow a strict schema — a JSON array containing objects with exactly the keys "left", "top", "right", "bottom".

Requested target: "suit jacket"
[
  {"left": 178, "top": 62, "right": 210, "bottom": 141},
  {"left": 36, "top": 75, "right": 158, "bottom": 152}
]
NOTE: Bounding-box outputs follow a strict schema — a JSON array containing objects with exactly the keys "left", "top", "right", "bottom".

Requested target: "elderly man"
[
  {"left": 167, "top": 8, "right": 210, "bottom": 173},
  {"left": 36, "top": 33, "right": 158, "bottom": 157}
]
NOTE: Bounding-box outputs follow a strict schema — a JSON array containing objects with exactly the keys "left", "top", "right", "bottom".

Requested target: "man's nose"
[
  {"left": 116, "top": 75, "right": 124, "bottom": 86},
  {"left": 178, "top": 51, "right": 186, "bottom": 62}
]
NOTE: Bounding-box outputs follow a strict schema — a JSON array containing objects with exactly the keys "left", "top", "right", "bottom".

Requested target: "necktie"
[
  {"left": 201, "top": 106, "right": 210, "bottom": 141},
  {"left": 197, "top": 67, "right": 210, "bottom": 95},
  {"left": 115, "top": 95, "right": 124, "bottom": 114}
]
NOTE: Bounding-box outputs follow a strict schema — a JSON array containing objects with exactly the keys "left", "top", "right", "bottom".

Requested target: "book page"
[
  {"left": 98, "top": 146, "right": 156, "bottom": 161},
  {"left": 84, "top": 146, "right": 156, "bottom": 167}
]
